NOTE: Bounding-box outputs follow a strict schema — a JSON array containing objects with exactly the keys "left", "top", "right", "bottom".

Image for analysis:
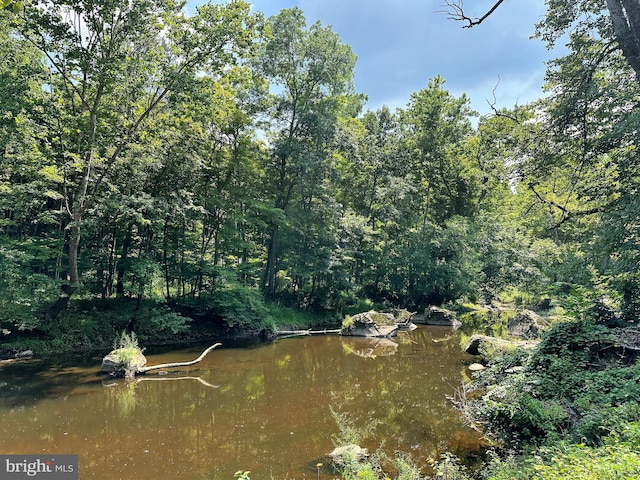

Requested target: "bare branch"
[
  {"left": 137, "top": 343, "right": 222, "bottom": 373},
  {"left": 440, "top": 0, "right": 506, "bottom": 28},
  {"left": 486, "top": 77, "right": 521, "bottom": 122}
]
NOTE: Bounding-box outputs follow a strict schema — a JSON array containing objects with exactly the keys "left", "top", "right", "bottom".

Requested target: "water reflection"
[
  {"left": 341, "top": 337, "right": 399, "bottom": 358},
  {"left": 0, "top": 327, "right": 484, "bottom": 479}
]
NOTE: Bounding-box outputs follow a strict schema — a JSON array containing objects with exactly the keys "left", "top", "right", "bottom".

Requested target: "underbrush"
[
  {"left": 460, "top": 317, "right": 640, "bottom": 480},
  {"left": 1, "top": 285, "right": 341, "bottom": 356}
]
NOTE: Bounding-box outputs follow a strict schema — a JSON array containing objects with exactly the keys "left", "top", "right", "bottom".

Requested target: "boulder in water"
[
  {"left": 328, "top": 444, "right": 369, "bottom": 463},
  {"left": 423, "top": 306, "right": 461, "bottom": 328},
  {"left": 101, "top": 348, "right": 147, "bottom": 377}
]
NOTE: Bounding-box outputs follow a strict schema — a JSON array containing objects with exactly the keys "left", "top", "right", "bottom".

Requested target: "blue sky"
[{"left": 189, "top": 1, "right": 560, "bottom": 117}]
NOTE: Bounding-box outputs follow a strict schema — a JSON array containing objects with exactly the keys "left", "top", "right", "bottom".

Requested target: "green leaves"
[{"left": 0, "top": 0, "right": 22, "bottom": 13}]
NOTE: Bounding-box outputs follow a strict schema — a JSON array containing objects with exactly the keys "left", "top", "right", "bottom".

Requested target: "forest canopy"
[{"left": 0, "top": 0, "right": 638, "bottom": 342}]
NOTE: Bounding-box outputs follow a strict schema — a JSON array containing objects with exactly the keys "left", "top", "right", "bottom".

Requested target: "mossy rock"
[{"left": 101, "top": 347, "right": 147, "bottom": 377}]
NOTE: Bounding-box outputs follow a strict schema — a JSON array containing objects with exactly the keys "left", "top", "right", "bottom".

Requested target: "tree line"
[{"left": 0, "top": 0, "right": 638, "bottom": 338}]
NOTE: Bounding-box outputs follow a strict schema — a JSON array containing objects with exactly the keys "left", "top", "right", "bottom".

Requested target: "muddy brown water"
[{"left": 0, "top": 327, "right": 485, "bottom": 479}]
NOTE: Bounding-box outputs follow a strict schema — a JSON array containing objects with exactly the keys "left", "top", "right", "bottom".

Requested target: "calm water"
[{"left": 0, "top": 327, "right": 483, "bottom": 479}]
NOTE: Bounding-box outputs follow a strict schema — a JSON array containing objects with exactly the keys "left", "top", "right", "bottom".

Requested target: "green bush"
[
  {"left": 473, "top": 319, "right": 640, "bottom": 445},
  {"left": 483, "top": 434, "right": 640, "bottom": 479}
]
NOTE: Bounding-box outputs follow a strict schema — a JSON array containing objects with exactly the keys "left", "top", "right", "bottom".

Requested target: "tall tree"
[
  {"left": 253, "top": 7, "right": 360, "bottom": 296},
  {"left": 400, "top": 76, "right": 477, "bottom": 225}
]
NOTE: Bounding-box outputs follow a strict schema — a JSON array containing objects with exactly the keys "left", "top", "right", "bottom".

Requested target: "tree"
[
  {"left": 9, "top": 0, "right": 261, "bottom": 317},
  {"left": 253, "top": 7, "right": 361, "bottom": 297},
  {"left": 400, "top": 76, "right": 478, "bottom": 225},
  {"left": 0, "top": 0, "right": 22, "bottom": 13},
  {"left": 460, "top": 0, "right": 640, "bottom": 314}
]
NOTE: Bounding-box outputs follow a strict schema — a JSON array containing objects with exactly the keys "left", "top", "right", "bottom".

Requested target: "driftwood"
[
  {"left": 274, "top": 328, "right": 341, "bottom": 338},
  {"left": 137, "top": 343, "right": 222, "bottom": 373}
]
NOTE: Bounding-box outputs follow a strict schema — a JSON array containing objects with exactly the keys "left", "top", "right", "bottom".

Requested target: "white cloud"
[{"left": 198, "top": 0, "right": 562, "bottom": 115}]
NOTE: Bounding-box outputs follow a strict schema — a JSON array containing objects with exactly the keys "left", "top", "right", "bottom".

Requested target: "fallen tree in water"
[
  {"left": 137, "top": 343, "right": 222, "bottom": 373},
  {"left": 274, "top": 328, "right": 341, "bottom": 338},
  {"left": 101, "top": 332, "right": 221, "bottom": 378}
]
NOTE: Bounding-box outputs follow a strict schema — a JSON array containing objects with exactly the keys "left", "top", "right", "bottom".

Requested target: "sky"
[{"left": 189, "top": 0, "right": 562, "bottom": 117}]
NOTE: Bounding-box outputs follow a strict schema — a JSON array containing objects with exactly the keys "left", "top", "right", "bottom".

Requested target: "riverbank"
[
  {"left": 434, "top": 319, "right": 640, "bottom": 479},
  {"left": 0, "top": 295, "right": 343, "bottom": 360}
]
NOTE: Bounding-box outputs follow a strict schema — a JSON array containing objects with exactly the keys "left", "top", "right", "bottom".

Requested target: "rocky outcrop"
[
  {"left": 507, "top": 309, "right": 548, "bottom": 339},
  {"left": 341, "top": 311, "right": 399, "bottom": 337},
  {"left": 421, "top": 306, "right": 462, "bottom": 328}
]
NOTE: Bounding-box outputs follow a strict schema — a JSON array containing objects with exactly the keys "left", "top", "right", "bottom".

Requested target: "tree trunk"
[
  {"left": 606, "top": 0, "right": 640, "bottom": 81},
  {"left": 136, "top": 343, "right": 222, "bottom": 374},
  {"left": 48, "top": 223, "right": 80, "bottom": 320},
  {"left": 116, "top": 224, "right": 133, "bottom": 297},
  {"left": 262, "top": 224, "right": 280, "bottom": 294}
]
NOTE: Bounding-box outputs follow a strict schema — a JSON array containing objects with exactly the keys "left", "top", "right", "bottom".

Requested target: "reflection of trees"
[
  {"left": 326, "top": 327, "right": 483, "bottom": 468},
  {"left": 0, "top": 328, "right": 483, "bottom": 479},
  {"left": 103, "top": 381, "right": 138, "bottom": 419}
]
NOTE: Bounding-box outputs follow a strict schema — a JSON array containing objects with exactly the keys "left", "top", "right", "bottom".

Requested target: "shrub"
[{"left": 202, "top": 285, "right": 270, "bottom": 330}]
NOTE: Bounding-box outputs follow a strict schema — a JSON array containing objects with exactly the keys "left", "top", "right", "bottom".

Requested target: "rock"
[
  {"left": 390, "top": 309, "right": 414, "bottom": 325},
  {"left": 507, "top": 310, "right": 548, "bottom": 340},
  {"left": 505, "top": 366, "right": 525, "bottom": 374},
  {"left": 423, "top": 306, "right": 461, "bottom": 328},
  {"left": 351, "top": 311, "right": 396, "bottom": 326},
  {"left": 329, "top": 445, "right": 369, "bottom": 463},
  {"left": 507, "top": 310, "right": 547, "bottom": 339},
  {"left": 464, "top": 335, "right": 516, "bottom": 356},
  {"left": 398, "top": 322, "right": 417, "bottom": 331},
  {"left": 468, "top": 363, "right": 485, "bottom": 372},
  {"left": 464, "top": 334, "right": 538, "bottom": 357},
  {"left": 341, "top": 324, "right": 398, "bottom": 338},
  {"left": 341, "top": 311, "right": 399, "bottom": 337},
  {"left": 101, "top": 348, "right": 147, "bottom": 376}
]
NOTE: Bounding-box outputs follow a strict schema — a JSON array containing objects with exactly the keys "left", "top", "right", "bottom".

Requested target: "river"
[{"left": 0, "top": 326, "right": 484, "bottom": 479}]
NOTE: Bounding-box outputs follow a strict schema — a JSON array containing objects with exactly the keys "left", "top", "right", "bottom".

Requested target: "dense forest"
[
  {"left": 2, "top": 0, "right": 640, "bottom": 478},
  {"left": 1, "top": 0, "right": 637, "bottom": 341}
]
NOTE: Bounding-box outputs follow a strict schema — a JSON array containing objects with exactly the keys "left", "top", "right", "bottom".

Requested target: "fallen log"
[
  {"left": 102, "top": 342, "right": 221, "bottom": 378},
  {"left": 274, "top": 328, "right": 342, "bottom": 337},
  {"left": 137, "top": 343, "right": 222, "bottom": 373}
]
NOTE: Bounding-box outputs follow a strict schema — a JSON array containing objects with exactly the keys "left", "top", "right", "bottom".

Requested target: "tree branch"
[
  {"left": 487, "top": 77, "right": 521, "bottom": 123},
  {"left": 528, "top": 183, "right": 600, "bottom": 229},
  {"left": 440, "top": 0, "right": 505, "bottom": 28},
  {"left": 137, "top": 343, "right": 222, "bottom": 373}
]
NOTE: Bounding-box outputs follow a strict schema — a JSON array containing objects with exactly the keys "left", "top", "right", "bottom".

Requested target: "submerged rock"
[{"left": 329, "top": 444, "right": 369, "bottom": 463}]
